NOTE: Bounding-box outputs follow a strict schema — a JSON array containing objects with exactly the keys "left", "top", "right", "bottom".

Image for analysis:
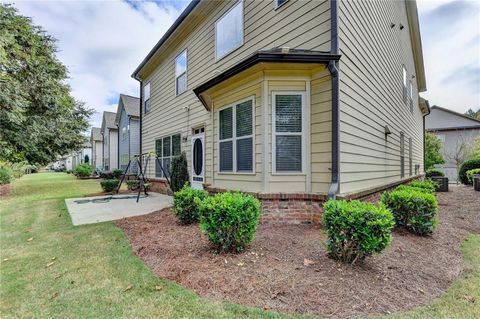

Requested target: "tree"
[
  {"left": 170, "top": 152, "right": 189, "bottom": 192},
  {"left": 446, "top": 133, "right": 473, "bottom": 176},
  {"left": 425, "top": 132, "right": 445, "bottom": 170},
  {"left": 0, "top": 4, "right": 92, "bottom": 166},
  {"left": 471, "top": 136, "right": 480, "bottom": 160},
  {"left": 465, "top": 108, "right": 480, "bottom": 120}
]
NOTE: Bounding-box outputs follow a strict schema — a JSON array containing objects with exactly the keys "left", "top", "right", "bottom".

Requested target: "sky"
[{"left": 4, "top": 0, "right": 480, "bottom": 129}]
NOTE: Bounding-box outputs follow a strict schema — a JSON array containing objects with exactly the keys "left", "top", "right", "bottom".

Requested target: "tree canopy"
[
  {"left": 465, "top": 108, "right": 480, "bottom": 120},
  {"left": 0, "top": 4, "right": 92, "bottom": 165},
  {"left": 425, "top": 132, "right": 445, "bottom": 170}
]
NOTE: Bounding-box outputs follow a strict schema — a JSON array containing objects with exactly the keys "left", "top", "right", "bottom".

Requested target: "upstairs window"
[
  {"left": 143, "top": 82, "right": 151, "bottom": 114},
  {"left": 175, "top": 50, "right": 187, "bottom": 95},
  {"left": 122, "top": 126, "right": 127, "bottom": 140},
  {"left": 155, "top": 134, "right": 181, "bottom": 178},
  {"left": 273, "top": 92, "right": 305, "bottom": 173},
  {"left": 215, "top": 1, "right": 243, "bottom": 60},
  {"left": 402, "top": 66, "right": 407, "bottom": 104},
  {"left": 275, "top": 0, "right": 288, "bottom": 8},
  {"left": 219, "top": 98, "right": 254, "bottom": 172},
  {"left": 409, "top": 80, "right": 414, "bottom": 112}
]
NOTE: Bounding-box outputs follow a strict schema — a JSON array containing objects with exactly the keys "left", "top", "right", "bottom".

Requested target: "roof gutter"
[{"left": 328, "top": 0, "right": 340, "bottom": 199}]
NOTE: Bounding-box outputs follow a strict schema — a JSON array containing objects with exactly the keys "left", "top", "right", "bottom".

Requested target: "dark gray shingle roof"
[{"left": 90, "top": 127, "right": 102, "bottom": 141}]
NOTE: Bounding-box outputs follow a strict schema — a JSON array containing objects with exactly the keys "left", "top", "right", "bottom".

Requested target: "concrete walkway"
[{"left": 65, "top": 192, "right": 172, "bottom": 226}]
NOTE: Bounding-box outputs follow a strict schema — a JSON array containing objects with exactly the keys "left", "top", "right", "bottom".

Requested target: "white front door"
[{"left": 191, "top": 131, "right": 205, "bottom": 190}]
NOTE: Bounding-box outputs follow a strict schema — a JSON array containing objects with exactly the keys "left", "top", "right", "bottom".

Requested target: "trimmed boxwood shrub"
[
  {"left": 458, "top": 158, "right": 480, "bottom": 185},
  {"left": 425, "top": 169, "right": 444, "bottom": 178},
  {"left": 322, "top": 200, "right": 395, "bottom": 264},
  {"left": 100, "top": 179, "right": 119, "bottom": 192},
  {"left": 408, "top": 180, "right": 436, "bottom": 193},
  {"left": 395, "top": 184, "right": 433, "bottom": 194},
  {"left": 125, "top": 180, "right": 151, "bottom": 191},
  {"left": 466, "top": 168, "right": 480, "bottom": 185},
  {"left": 0, "top": 167, "right": 12, "bottom": 185},
  {"left": 173, "top": 184, "right": 208, "bottom": 224},
  {"left": 112, "top": 169, "right": 124, "bottom": 180},
  {"left": 381, "top": 188, "right": 438, "bottom": 236},
  {"left": 199, "top": 192, "right": 261, "bottom": 253},
  {"left": 74, "top": 164, "right": 93, "bottom": 178}
]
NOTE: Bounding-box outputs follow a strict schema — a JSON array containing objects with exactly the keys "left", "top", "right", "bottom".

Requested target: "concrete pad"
[{"left": 65, "top": 192, "right": 172, "bottom": 226}]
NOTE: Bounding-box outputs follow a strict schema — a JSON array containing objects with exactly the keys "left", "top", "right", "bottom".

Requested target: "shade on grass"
[{"left": 0, "top": 173, "right": 478, "bottom": 319}]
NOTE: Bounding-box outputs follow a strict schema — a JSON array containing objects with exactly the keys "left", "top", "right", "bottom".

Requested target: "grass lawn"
[{"left": 1, "top": 173, "right": 478, "bottom": 319}]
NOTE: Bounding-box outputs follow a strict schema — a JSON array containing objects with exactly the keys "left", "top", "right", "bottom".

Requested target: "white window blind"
[
  {"left": 219, "top": 98, "right": 254, "bottom": 172},
  {"left": 215, "top": 1, "right": 243, "bottom": 59},
  {"left": 273, "top": 93, "right": 304, "bottom": 173}
]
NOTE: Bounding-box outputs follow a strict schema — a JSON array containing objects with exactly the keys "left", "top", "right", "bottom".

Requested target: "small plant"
[
  {"left": 0, "top": 167, "right": 13, "bottom": 185},
  {"left": 425, "top": 168, "right": 444, "bottom": 178},
  {"left": 74, "top": 163, "right": 93, "bottom": 178},
  {"left": 173, "top": 184, "right": 208, "bottom": 224},
  {"left": 381, "top": 188, "right": 438, "bottom": 236},
  {"left": 100, "top": 179, "right": 119, "bottom": 192},
  {"left": 125, "top": 180, "right": 151, "bottom": 191},
  {"left": 112, "top": 169, "right": 124, "bottom": 180},
  {"left": 466, "top": 168, "right": 480, "bottom": 185},
  {"left": 199, "top": 192, "right": 261, "bottom": 253},
  {"left": 170, "top": 152, "right": 190, "bottom": 193},
  {"left": 99, "top": 170, "right": 114, "bottom": 179},
  {"left": 322, "top": 200, "right": 394, "bottom": 264},
  {"left": 395, "top": 184, "right": 433, "bottom": 194},
  {"left": 458, "top": 158, "right": 480, "bottom": 185},
  {"left": 408, "top": 180, "right": 437, "bottom": 193}
]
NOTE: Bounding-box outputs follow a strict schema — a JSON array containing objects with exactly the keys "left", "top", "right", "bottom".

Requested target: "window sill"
[
  {"left": 217, "top": 172, "right": 256, "bottom": 176},
  {"left": 215, "top": 43, "right": 244, "bottom": 63},
  {"left": 271, "top": 172, "right": 306, "bottom": 176}
]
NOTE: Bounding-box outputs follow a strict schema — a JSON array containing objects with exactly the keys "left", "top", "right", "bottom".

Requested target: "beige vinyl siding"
[
  {"left": 338, "top": 0, "right": 424, "bottom": 194},
  {"left": 140, "top": 0, "right": 331, "bottom": 182}
]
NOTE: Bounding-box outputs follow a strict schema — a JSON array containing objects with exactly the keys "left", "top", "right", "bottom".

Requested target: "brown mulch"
[
  {"left": 115, "top": 186, "right": 480, "bottom": 318},
  {"left": 0, "top": 183, "right": 11, "bottom": 198}
]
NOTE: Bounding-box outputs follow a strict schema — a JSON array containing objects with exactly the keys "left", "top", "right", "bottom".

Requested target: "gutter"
[{"left": 328, "top": 0, "right": 340, "bottom": 199}]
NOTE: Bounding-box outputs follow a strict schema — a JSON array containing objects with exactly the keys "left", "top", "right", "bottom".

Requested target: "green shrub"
[
  {"left": 99, "top": 171, "right": 114, "bottom": 179},
  {"left": 466, "top": 168, "right": 480, "bottom": 185},
  {"left": 459, "top": 158, "right": 480, "bottom": 185},
  {"left": 199, "top": 192, "right": 261, "bottom": 253},
  {"left": 395, "top": 184, "right": 433, "bottom": 194},
  {"left": 425, "top": 169, "right": 444, "bottom": 178},
  {"left": 408, "top": 180, "right": 436, "bottom": 192},
  {"left": 112, "top": 169, "right": 124, "bottom": 180},
  {"left": 0, "top": 167, "right": 13, "bottom": 185},
  {"left": 173, "top": 184, "right": 208, "bottom": 224},
  {"left": 74, "top": 164, "right": 93, "bottom": 178},
  {"left": 381, "top": 188, "right": 438, "bottom": 236},
  {"left": 170, "top": 152, "right": 189, "bottom": 193},
  {"left": 100, "top": 179, "right": 119, "bottom": 192},
  {"left": 322, "top": 200, "right": 394, "bottom": 263},
  {"left": 125, "top": 180, "right": 151, "bottom": 191}
]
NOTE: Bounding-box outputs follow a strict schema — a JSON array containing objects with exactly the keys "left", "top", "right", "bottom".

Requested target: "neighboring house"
[
  {"left": 71, "top": 142, "right": 92, "bottom": 170},
  {"left": 101, "top": 111, "right": 118, "bottom": 171},
  {"left": 132, "top": 0, "right": 428, "bottom": 221},
  {"left": 425, "top": 105, "right": 480, "bottom": 182},
  {"left": 115, "top": 94, "right": 140, "bottom": 173},
  {"left": 90, "top": 127, "right": 103, "bottom": 170}
]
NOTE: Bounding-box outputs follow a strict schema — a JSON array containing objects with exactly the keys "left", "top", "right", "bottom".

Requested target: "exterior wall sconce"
[
  {"left": 384, "top": 125, "right": 392, "bottom": 137},
  {"left": 390, "top": 22, "right": 396, "bottom": 28}
]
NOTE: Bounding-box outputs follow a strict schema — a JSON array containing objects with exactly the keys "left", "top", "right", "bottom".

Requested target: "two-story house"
[
  {"left": 132, "top": 0, "right": 428, "bottom": 223},
  {"left": 90, "top": 127, "right": 103, "bottom": 170},
  {"left": 115, "top": 94, "right": 140, "bottom": 173},
  {"left": 101, "top": 111, "right": 118, "bottom": 171}
]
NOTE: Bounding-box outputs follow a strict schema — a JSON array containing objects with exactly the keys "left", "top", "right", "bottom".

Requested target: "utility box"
[
  {"left": 431, "top": 176, "right": 449, "bottom": 192},
  {"left": 473, "top": 175, "right": 480, "bottom": 192}
]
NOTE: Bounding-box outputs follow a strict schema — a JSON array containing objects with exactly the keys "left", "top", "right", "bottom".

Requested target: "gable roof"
[
  {"left": 101, "top": 111, "right": 117, "bottom": 133},
  {"left": 431, "top": 105, "right": 480, "bottom": 123},
  {"left": 115, "top": 94, "right": 140, "bottom": 124},
  {"left": 426, "top": 105, "right": 480, "bottom": 131},
  {"left": 90, "top": 127, "right": 102, "bottom": 142}
]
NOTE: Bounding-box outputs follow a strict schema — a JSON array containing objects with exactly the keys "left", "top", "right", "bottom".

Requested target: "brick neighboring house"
[
  {"left": 131, "top": 0, "right": 429, "bottom": 223},
  {"left": 425, "top": 105, "right": 480, "bottom": 182}
]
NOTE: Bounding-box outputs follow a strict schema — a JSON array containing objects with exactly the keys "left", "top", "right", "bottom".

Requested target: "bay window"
[{"left": 219, "top": 98, "right": 254, "bottom": 173}]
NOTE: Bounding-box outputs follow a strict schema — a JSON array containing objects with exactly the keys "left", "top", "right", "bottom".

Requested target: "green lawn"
[{"left": 1, "top": 173, "right": 478, "bottom": 319}]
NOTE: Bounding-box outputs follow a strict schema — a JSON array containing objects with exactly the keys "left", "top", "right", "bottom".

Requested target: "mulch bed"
[
  {"left": 115, "top": 186, "right": 480, "bottom": 318},
  {"left": 0, "top": 184, "right": 11, "bottom": 198}
]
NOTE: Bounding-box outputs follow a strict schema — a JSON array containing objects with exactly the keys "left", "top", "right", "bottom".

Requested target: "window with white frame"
[
  {"left": 409, "top": 80, "right": 414, "bottom": 111},
  {"left": 275, "top": 0, "right": 288, "bottom": 8},
  {"left": 122, "top": 126, "right": 127, "bottom": 140},
  {"left": 402, "top": 66, "right": 407, "bottom": 104},
  {"left": 273, "top": 92, "right": 305, "bottom": 173},
  {"left": 215, "top": 1, "right": 243, "bottom": 60},
  {"left": 219, "top": 98, "right": 254, "bottom": 172},
  {"left": 143, "top": 82, "right": 151, "bottom": 114},
  {"left": 175, "top": 50, "right": 187, "bottom": 95},
  {"left": 155, "top": 134, "right": 181, "bottom": 178}
]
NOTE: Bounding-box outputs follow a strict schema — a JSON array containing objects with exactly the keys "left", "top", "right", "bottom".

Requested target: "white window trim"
[
  {"left": 215, "top": 0, "right": 244, "bottom": 61},
  {"left": 175, "top": 49, "right": 188, "bottom": 96},
  {"left": 274, "top": 0, "right": 288, "bottom": 10},
  {"left": 217, "top": 96, "right": 256, "bottom": 174},
  {"left": 155, "top": 133, "right": 182, "bottom": 179},
  {"left": 122, "top": 126, "right": 127, "bottom": 141},
  {"left": 143, "top": 82, "right": 151, "bottom": 114},
  {"left": 272, "top": 91, "right": 307, "bottom": 175}
]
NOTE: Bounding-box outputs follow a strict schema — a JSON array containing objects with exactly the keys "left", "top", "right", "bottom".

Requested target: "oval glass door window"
[{"left": 193, "top": 138, "right": 203, "bottom": 176}]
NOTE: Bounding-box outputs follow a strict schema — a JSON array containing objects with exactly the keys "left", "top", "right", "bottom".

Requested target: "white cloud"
[
  {"left": 417, "top": 0, "right": 480, "bottom": 113},
  {"left": 7, "top": 0, "right": 187, "bottom": 128}
]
